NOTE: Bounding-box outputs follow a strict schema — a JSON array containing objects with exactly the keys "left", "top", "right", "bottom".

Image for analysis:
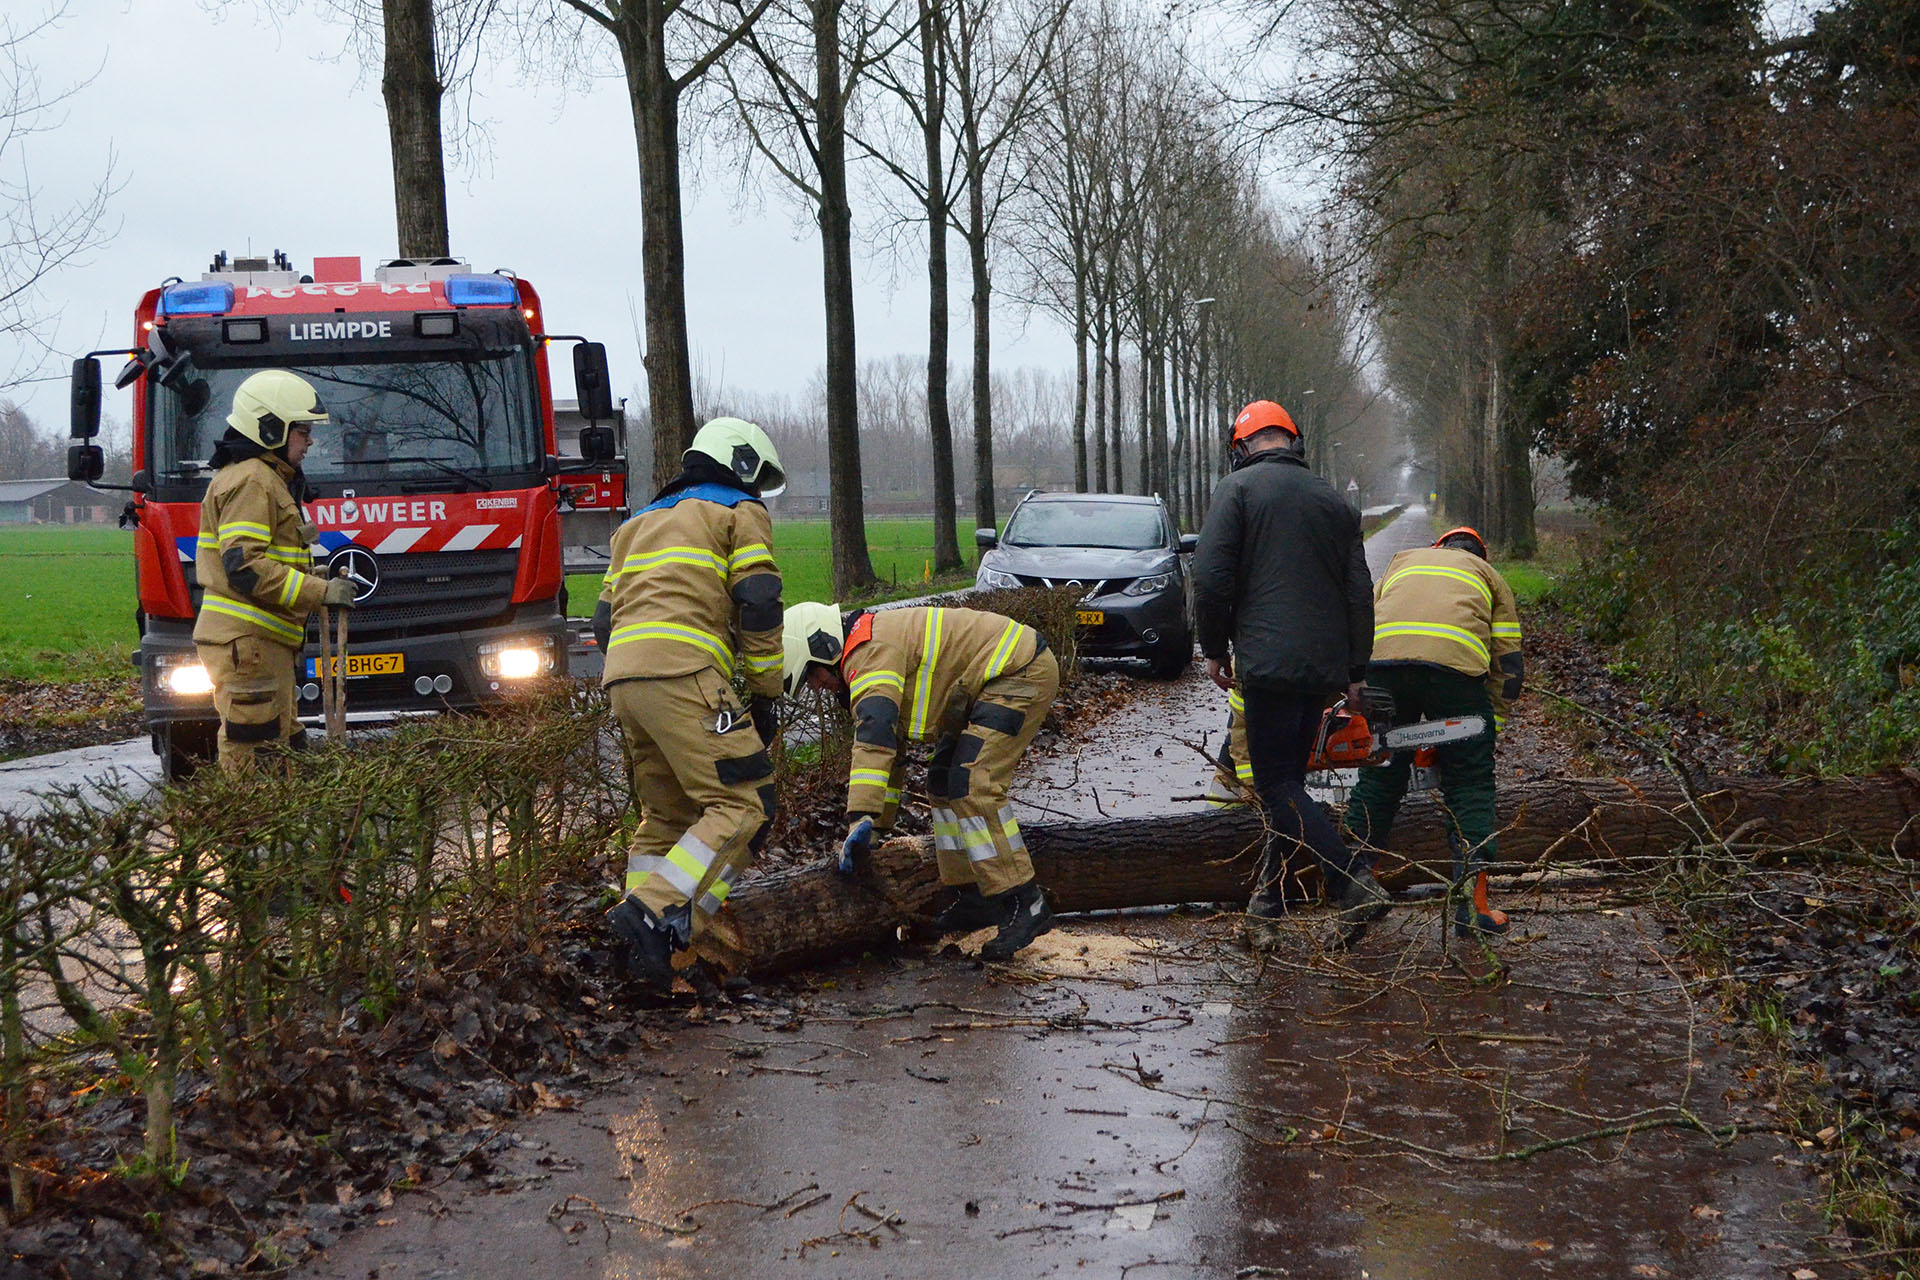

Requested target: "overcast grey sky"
[{"left": 4, "top": 0, "right": 1075, "bottom": 430}]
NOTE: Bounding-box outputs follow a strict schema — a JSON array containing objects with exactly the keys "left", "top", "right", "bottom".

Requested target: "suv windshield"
[
  {"left": 150, "top": 350, "right": 541, "bottom": 489},
  {"left": 1002, "top": 501, "right": 1166, "bottom": 551}
]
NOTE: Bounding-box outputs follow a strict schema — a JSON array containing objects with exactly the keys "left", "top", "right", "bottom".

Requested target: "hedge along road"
[{"left": 297, "top": 505, "right": 1828, "bottom": 1280}]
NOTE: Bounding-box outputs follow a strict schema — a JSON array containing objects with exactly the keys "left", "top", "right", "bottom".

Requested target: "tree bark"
[
  {"left": 698, "top": 770, "right": 1920, "bottom": 975},
  {"left": 1091, "top": 303, "right": 1108, "bottom": 492},
  {"left": 1072, "top": 284, "right": 1090, "bottom": 493},
  {"left": 814, "top": 0, "right": 878, "bottom": 597},
  {"left": 919, "top": 0, "right": 962, "bottom": 572},
  {"left": 1109, "top": 290, "right": 1124, "bottom": 492},
  {"left": 613, "top": 6, "right": 700, "bottom": 490},
  {"left": 967, "top": 185, "right": 995, "bottom": 531},
  {"left": 381, "top": 0, "right": 450, "bottom": 259}
]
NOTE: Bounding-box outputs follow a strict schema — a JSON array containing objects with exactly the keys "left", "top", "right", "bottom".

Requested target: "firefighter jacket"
[
  {"left": 1369, "top": 546, "right": 1524, "bottom": 722},
  {"left": 598, "top": 483, "right": 783, "bottom": 696},
  {"left": 841, "top": 606, "right": 1041, "bottom": 818},
  {"left": 192, "top": 455, "right": 327, "bottom": 649}
]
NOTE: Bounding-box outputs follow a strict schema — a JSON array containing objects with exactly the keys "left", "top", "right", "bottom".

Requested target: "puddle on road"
[{"left": 300, "top": 904, "right": 1819, "bottom": 1280}]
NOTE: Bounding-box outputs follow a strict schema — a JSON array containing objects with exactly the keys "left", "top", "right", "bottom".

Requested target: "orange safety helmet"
[
  {"left": 1230, "top": 399, "right": 1299, "bottom": 444},
  {"left": 1433, "top": 526, "right": 1489, "bottom": 558}
]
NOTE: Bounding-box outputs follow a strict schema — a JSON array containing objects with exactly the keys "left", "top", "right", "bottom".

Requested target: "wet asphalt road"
[{"left": 295, "top": 504, "right": 1822, "bottom": 1279}]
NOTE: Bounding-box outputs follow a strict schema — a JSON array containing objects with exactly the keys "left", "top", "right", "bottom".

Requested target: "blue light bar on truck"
[
  {"left": 444, "top": 274, "right": 518, "bottom": 307},
  {"left": 158, "top": 281, "right": 236, "bottom": 316}
]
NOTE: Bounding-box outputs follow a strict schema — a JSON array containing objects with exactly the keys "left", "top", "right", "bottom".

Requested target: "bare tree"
[
  {"left": 722, "top": 0, "right": 907, "bottom": 595},
  {"left": 0, "top": 4, "right": 116, "bottom": 394},
  {"left": 525, "top": 0, "right": 775, "bottom": 489},
  {"left": 942, "top": 0, "right": 1068, "bottom": 532}
]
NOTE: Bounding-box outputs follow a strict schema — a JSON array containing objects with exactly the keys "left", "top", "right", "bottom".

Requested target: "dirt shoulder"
[{"left": 0, "top": 675, "right": 142, "bottom": 763}]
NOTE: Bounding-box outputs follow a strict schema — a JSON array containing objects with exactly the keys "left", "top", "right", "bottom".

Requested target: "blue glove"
[{"left": 838, "top": 816, "right": 875, "bottom": 876}]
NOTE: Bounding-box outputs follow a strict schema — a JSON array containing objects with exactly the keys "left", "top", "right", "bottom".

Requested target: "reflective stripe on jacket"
[
  {"left": 598, "top": 485, "right": 784, "bottom": 694},
  {"left": 192, "top": 455, "right": 325, "bottom": 649},
  {"left": 1369, "top": 546, "right": 1523, "bottom": 719},
  {"left": 841, "top": 606, "right": 1038, "bottom": 815}
]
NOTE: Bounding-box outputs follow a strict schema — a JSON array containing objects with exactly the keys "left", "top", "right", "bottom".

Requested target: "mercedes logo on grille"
[{"left": 327, "top": 545, "right": 380, "bottom": 603}]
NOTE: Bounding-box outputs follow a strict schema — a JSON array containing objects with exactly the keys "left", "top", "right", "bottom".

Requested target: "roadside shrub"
[
  {"left": 1558, "top": 519, "right": 1920, "bottom": 773},
  {"left": 0, "top": 686, "right": 626, "bottom": 1216}
]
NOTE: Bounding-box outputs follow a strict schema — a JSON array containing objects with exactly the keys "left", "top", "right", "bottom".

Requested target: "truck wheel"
[
  {"left": 161, "top": 721, "right": 219, "bottom": 783},
  {"left": 1149, "top": 631, "right": 1192, "bottom": 680}
]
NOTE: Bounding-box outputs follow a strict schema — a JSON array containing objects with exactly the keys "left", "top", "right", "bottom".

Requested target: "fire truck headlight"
[
  {"left": 164, "top": 662, "right": 214, "bottom": 696},
  {"left": 495, "top": 648, "right": 542, "bottom": 679},
  {"left": 478, "top": 637, "right": 555, "bottom": 680}
]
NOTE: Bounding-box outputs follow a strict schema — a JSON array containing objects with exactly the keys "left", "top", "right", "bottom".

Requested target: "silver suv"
[{"left": 974, "top": 492, "right": 1195, "bottom": 678}]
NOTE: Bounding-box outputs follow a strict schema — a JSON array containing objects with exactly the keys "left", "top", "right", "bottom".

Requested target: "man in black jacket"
[{"left": 1192, "top": 399, "right": 1390, "bottom": 948}]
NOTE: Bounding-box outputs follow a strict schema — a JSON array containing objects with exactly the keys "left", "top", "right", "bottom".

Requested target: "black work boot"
[
  {"left": 1330, "top": 867, "right": 1392, "bottom": 949},
  {"left": 607, "top": 895, "right": 675, "bottom": 992},
  {"left": 980, "top": 882, "right": 1054, "bottom": 960},
  {"left": 930, "top": 884, "right": 1002, "bottom": 935}
]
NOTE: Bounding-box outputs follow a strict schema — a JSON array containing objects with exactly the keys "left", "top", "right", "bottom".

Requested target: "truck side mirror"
[
  {"left": 132, "top": 470, "right": 152, "bottom": 495},
  {"left": 71, "top": 358, "right": 101, "bottom": 439},
  {"left": 68, "top": 443, "right": 104, "bottom": 483},
  {"left": 579, "top": 425, "right": 617, "bottom": 463},
  {"left": 975, "top": 527, "right": 998, "bottom": 550},
  {"left": 1178, "top": 533, "right": 1198, "bottom": 554},
  {"left": 572, "top": 342, "right": 615, "bottom": 422}
]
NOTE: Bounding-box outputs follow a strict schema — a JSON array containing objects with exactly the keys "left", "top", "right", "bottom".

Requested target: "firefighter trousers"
[
  {"left": 198, "top": 634, "right": 303, "bottom": 774},
  {"left": 1205, "top": 684, "right": 1254, "bottom": 807},
  {"left": 927, "top": 648, "right": 1060, "bottom": 898},
  {"left": 1344, "top": 665, "right": 1498, "bottom": 872},
  {"left": 610, "top": 669, "right": 776, "bottom": 945}
]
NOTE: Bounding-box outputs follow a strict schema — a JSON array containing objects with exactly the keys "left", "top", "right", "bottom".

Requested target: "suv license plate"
[
  {"left": 306, "top": 652, "right": 405, "bottom": 679},
  {"left": 1076, "top": 610, "right": 1104, "bottom": 625}
]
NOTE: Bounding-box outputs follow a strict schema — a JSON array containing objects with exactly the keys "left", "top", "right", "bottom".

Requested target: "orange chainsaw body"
[{"left": 1308, "top": 709, "right": 1385, "bottom": 769}]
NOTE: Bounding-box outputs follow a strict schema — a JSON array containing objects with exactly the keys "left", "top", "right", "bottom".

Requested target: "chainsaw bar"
[{"left": 1378, "top": 715, "right": 1487, "bottom": 750}]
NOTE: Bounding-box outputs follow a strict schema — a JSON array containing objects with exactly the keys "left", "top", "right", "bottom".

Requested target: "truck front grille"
[{"left": 318, "top": 549, "right": 521, "bottom": 640}]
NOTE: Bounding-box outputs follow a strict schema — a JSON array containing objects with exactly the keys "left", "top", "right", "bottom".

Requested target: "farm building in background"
[{"left": 0, "top": 479, "right": 120, "bottom": 525}]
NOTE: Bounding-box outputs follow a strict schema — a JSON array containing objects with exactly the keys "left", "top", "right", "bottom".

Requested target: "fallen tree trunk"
[{"left": 698, "top": 769, "right": 1920, "bottom": 977}]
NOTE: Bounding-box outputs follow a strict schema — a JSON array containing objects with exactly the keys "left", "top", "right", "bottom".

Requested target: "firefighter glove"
[
  {"left": 748, "top": 693, "right": 779, "bottom": 746},
  {"left": 322, "top": 577, "right": 356, "bottom": 608},
  {"left": 837, "top": 815, "right": 876, "bottom": 877}
]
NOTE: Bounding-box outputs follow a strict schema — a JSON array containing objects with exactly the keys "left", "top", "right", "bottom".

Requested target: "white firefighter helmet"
[
  {"left": 782, "top": 601, "right": 845, "bottom": 695},
  {"left": 227, "top": 369, "right": 329, "bottom": 449},
  {"left": 686, "top": 416, "right": 786, "bottom": 496}
]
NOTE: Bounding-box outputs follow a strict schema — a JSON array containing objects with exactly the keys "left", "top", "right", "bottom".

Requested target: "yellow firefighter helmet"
[
  {"left": 227, "top": 369, "right": 329, "bottom": 449},
  {"left": 782, "top": 601, "right": 845, "bottom": 695},
  {"left": 686, "top": 416, "right": 786, "bottom": 496}
]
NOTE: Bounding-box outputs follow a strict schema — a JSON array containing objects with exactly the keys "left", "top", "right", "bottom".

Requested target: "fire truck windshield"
[{"left": 149, "top": 348, "right": 542, "bottom": 492}]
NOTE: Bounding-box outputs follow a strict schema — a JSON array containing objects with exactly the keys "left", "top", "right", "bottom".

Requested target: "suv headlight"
[
  {"left": 978, "top": 567, "right": 1021, "bottom": 589},
  {"left": 1122, "top": 572, "right": 1176, "bottom": 597}
]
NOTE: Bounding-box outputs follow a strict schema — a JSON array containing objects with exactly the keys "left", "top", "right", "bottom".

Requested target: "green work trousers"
[{"left": 1344, "top": 664, "right": 1498, "bottom": 870}]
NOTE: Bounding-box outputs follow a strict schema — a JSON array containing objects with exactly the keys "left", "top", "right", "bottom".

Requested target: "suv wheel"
[{"left": 1148, "top": 630, "right": 1192, "bottom": 679}]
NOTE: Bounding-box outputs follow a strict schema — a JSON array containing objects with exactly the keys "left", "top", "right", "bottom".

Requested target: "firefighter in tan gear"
[
  {"left": 1343, "top": 526, "right": 1524, "bottom": 938},
  {"left": 783, "top": 602, "right": 1061, "bottom": 960},
  {"left": 1203, "top": 685, "right": 1254, "bottom": 808},
  {"left": 192, "top": 370, "right": 352, "bottom": 772},
  {"left": 595, "top": 418, "right": 786, "bottom": 993}
]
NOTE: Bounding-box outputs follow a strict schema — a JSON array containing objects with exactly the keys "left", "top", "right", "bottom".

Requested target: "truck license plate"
[
  {"left": 306, "top": 652, "right": 405, "bottom": 679},
  {"left": 1076, "top": 610, "right": 1104, "bottom": 625}
]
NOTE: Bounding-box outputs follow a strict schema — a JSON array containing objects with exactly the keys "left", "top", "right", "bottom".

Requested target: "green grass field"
[
  {"left": 0, "top": 520, "right": 967, "bottom": 682},
  {"left": 0, "top": 526, "right": 140, "bottom": 680},
  {"left": 566, "top": 518, "right": 969, "bottom": 615}
]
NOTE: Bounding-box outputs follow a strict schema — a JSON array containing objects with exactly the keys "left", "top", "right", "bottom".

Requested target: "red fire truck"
[{"left": 68, "top": 251, "right": 625, "bottom": 778}]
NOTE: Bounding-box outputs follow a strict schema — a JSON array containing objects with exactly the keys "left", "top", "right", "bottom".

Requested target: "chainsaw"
[{"left": 1307, "top": 689, "right": 1488, "bottom": 779}]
